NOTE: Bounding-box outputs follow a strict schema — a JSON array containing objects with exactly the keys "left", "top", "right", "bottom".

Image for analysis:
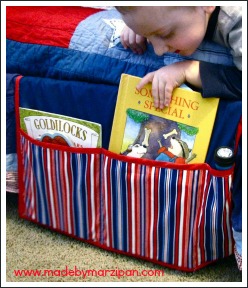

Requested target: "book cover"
[
  {"left": 19, "top": 108, "right": 102, "bottom": 148},
  {"left": 109, "top": 74, "right": 220, "bottom": 164}
]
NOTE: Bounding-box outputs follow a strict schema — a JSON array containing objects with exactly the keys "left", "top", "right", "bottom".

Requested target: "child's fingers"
[
  {"left": 163, "top": 83, "right": 174, "bottom": 107},
  {"left": 136, "top": 72, "right": 155, "bottom": 90},
  {"left": 158, "top": 79, "right": 166, "bottom": 109},
  {"left": 120, "top": 38, "right": 128, "bottom": 49},
  {"left": 135, "top": 35, "right": 147, "bottom": 54},
  {"left": 120, "top": 32, "right": 128, "bottom": 49},
  {"left": 121, "top": 28, "right": 146, "bottom": 54}
]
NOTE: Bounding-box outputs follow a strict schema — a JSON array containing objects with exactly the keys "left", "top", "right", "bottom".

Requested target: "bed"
[{"left": 6, "top": 6, "right": 242, "bottom": 271}]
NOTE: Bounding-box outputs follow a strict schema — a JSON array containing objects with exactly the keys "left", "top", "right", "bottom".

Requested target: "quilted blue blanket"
[{"left": 6, "top": 6, "right": 241, "bottom": 157}]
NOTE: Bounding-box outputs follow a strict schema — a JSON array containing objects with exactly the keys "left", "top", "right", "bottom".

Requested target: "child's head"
[{"left": 116, "top": 6, "right": 215, "bottom": 56}]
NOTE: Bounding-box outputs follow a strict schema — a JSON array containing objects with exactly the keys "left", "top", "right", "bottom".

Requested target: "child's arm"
[
  {"left": 120, "top": 25, "right": 147, "bottom": 54},
  {"left": 200, "top": 62, "right": 242, "bottom": 100},
  {"left": 137, "top": 60, "right": 242, "bottom": 109},
  {"left": 137, "top": 60, "right": 202, "bottom": 109}
]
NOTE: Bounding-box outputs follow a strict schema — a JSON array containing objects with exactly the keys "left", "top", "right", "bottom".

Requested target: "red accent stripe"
[
  {"left": 223, "top": 177, "right": 232, "bottom": 256},
  {"left": 174, "top": 170, "right": 183, "bottom": 266},
  {"left": 24, "top": 140, "right": 32, "bottom": 216},
  {"left": 60, "top": 151, "right": 68, "bottom": 233},
  {"left": 50, "top": 149, "right": 60, "bottom": 229},
  {"left": 182, "top": 171, "right": 193, "bottom": 268},
  {"left": 198, "top": 177, "right": 206, "bottom": 265},
  {"left": 6, "top": 6, "right": 103, "bottom": 47},
  {"left": 135, "top": 164, "right": 141, "bottom": 256},
  {"left": 234, "top": 117, "right": 242, "bottom": 154},
  {"left": 102, "top": 155, "right": 107, "bottom": 245},
  {"left": 127, "top": 163, "right": 132, "bottom": 253},
  {"left": 66, "top": 152, "right": 74, "bottom": 236},
  {"left": 199, "top": 171, "right": 211, "bottom": 265},
  {"left": 193, "top": 170, "right": 204, "bottom": 267},
  {"left": 222, "top": 179, "right": 228, "bottom": 256},
  {"left": 86, "top": 155, "right": 93, "bottom": 240},
  {"left": 14, "top": 76, "right": 25, "bottom": 217},
  {"left": 94, "top": 154, "right": 101, "bottom": 242},
  {"left": 106, "top": 157, "right": 113, "bottom": 247},
  {"left": 153, "top": 167, "right": 159, "bottom": 260},
  {"left": 33, "top": 153, "right": 38, "bottom": 222},
  {"left": 145, "top": 166, "right": 152, "bottom": 258}
]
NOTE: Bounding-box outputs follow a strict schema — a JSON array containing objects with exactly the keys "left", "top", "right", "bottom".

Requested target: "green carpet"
[{"left": 5, "top": 192, "right": 242, "bottom": 283}]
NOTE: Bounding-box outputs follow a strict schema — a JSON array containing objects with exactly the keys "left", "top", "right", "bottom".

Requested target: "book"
[
  {"left": 109, "top": 74, "right": 220, "bottom": 164},
  {"left": 19, "top": 108, "right": 102, "bottom": 148}
]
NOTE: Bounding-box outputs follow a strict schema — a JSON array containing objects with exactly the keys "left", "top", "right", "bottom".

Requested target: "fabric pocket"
[
  {"left": 18, "top": 131, "right": 102, "bottom": 243},
  {"left": 100, "top": 150, "right": 234, "bottom": 271}
]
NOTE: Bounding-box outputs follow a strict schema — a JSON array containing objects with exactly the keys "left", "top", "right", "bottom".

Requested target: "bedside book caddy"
[{"left": 15, "top": 75, "right": 241, "bottom": 272}]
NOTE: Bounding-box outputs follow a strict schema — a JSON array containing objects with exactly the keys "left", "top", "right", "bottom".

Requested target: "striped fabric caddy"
[{"left": 16, "top": 77, "right": 235, "bottom": 272}]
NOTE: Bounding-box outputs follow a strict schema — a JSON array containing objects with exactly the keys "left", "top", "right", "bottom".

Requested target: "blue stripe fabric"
[
  {"left": 20, "top": 133, "right": 234, "bottom": 270},
  {"left": 21, "top": 135, "right": 101, "bottom": 241}
]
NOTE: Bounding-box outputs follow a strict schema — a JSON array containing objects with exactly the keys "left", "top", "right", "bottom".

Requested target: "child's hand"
[
  {"left": 120, "top": 25, "right": 147, "bottom": 54},
  {"left": 136, "top": 60, "right": 202, "bottom": 109}
]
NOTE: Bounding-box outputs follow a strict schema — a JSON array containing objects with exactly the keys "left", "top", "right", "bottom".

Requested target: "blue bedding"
[
  {"left": 6, "top": 7, "right": 240, "bottom": 154},
  {"left": 7, "top": 9, "right": 234, "bottom": 84}
]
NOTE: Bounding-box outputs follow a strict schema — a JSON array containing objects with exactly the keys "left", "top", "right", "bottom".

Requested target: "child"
[
  {"left": 115, "top": 6, "right": 242, "bottom": 109},
  {"left": 116, "top": 6, "right": 243, "bottom": 271}
]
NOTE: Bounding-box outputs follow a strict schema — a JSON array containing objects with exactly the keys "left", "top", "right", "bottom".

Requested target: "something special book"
[{"left": 108, "top": 74, "right": 220, "bottom": 164}]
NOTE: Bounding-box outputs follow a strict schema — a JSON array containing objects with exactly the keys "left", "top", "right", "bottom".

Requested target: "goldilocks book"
[
  {"left": 109, "top": 74, "right": 220, "bottom": 164},
  {"left": 19, "top": 108, "right": 102, "bottom": 148}
]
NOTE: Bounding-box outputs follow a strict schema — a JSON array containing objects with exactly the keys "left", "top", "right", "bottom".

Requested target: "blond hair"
[
  {"left": 115, "top": 6, "right": 138, "bottom": 15},
  {"left": 115, "top": 6, "right": 196, "bottom": 15}
]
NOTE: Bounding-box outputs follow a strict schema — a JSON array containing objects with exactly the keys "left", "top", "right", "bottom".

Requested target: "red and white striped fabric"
[{"left": 18, "top": 132, "right": 234, "bottom": 271}]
